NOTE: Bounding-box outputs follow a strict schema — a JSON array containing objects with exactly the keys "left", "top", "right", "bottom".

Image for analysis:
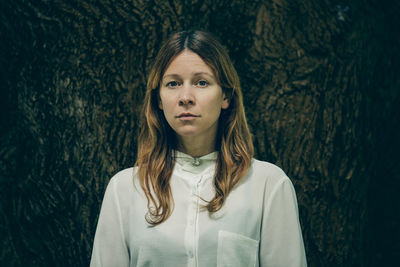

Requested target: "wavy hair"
[{"left": 136, "top": 30, "right": 253, "bottom": 225}]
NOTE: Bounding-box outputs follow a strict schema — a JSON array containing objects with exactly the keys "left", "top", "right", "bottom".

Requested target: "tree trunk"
[{"left": 1, "top": 0, "right": 399, "bottom": 266}]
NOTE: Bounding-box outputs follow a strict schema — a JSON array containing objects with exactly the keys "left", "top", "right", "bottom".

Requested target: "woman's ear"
[
  {"left": 158, "top": 95, "right": 163, "bottom": 110},
  {"left": 222, "top": 93, "right": 229, "bottom": 109}
]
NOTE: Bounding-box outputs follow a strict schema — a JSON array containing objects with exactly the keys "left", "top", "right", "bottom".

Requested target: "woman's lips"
[{"left": 176, "top": 113, "right": 199, "bottom": 120}]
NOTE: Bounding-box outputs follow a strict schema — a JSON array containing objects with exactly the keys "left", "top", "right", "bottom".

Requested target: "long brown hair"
[{"left": 136, "top": 30, "right": 254, "bottom": 225}]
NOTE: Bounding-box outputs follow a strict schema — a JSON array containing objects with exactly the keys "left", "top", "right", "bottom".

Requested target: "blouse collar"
[{"left": 173, "top": 150, "right": 217, "bottom": 175}]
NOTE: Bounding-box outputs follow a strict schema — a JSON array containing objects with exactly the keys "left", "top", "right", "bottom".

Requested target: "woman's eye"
[
  {"left": 166, "top": 81, "right": 179, "bottom": 88},
  {"left": 196, "top": 80, "right": 209, "bottom": 87}
]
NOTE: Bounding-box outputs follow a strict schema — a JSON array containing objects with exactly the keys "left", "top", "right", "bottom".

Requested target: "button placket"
[{"left": 185, "top": 175, "right": 203, "bottom": 267}]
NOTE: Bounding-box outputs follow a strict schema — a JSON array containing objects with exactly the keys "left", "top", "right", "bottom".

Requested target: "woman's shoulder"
[
  {"left": 249, "top": 159, "right": 297, "bottom": 197},
  {"left": 249, "top": 158, "right": 290, "bottom": 185},
  {"left": 107, "top": 166, "right": 139, "bottom": 191}
]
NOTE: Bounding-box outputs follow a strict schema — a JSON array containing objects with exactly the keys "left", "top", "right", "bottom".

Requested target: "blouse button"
[{"left": 192, "top": 158, "right": 201, "bottom": 166}]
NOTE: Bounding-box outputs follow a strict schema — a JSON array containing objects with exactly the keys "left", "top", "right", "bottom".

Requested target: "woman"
[{"left": 90, "top": 30, "right": 307, "bottom": 267}]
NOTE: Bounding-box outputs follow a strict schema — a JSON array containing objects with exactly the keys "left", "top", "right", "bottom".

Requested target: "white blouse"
[{"left": 90, "top": 151, "right": 307, "bottom": 267}]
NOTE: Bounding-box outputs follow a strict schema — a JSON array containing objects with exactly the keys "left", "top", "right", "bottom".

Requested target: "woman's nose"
[{"left": 178, "top": 85, "right": 195, "bottom": 106}]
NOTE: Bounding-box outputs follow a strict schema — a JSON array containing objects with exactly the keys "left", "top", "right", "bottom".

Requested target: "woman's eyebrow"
[
  {"left": 163, "top": 74, "right": 180, "bottom": 79},
  {"left": 193, "top": 72, "right": 214, "bottom": 78},
  {"left": 163, "top": 72, "right": 215, "bottom": 80}
]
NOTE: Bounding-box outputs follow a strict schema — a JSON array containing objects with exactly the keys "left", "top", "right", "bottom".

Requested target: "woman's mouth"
[{"left": 176, "top": 113, "right": 199, "bottom": 120}]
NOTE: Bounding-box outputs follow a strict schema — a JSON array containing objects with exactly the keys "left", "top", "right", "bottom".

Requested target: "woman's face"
[{"left": 158, "top": 50, "right": 229, "bottom": 142}]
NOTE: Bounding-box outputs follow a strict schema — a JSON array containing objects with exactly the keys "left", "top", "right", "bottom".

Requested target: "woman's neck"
[{"left": 177, "top": 135, "right": 216, "bottom": 158}]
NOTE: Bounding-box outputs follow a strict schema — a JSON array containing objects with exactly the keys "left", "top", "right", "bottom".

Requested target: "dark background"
[{"left": 1, "top": 0, "right": 399, "bottom": 266}]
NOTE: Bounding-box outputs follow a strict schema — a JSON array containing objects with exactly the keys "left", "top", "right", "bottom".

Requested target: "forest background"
[{"left": 1, "top": 0, "right": 399, "bottom": 266}]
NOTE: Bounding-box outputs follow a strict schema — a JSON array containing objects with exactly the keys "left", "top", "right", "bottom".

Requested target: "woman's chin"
[{"left": 175, "top": 130, "right": 199, "bottom": 138}]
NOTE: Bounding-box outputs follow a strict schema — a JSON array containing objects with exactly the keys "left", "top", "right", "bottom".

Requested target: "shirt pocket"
[{"left": 217, "top": 230, "right": 259, "bottom": 267}]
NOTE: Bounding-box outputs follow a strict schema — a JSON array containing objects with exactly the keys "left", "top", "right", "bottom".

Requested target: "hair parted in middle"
[{"left": 136, "top": 30, "right": 254, "bottom": 225}]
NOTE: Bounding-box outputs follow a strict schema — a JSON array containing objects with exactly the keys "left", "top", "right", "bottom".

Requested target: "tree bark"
[{"left": 1, "top": 0, "right": 399, "bottom": 266}]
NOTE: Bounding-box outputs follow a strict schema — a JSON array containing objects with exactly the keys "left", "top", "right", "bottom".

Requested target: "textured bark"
[{"left": 1, "top": 0, "right": 399, "bottom": 266}]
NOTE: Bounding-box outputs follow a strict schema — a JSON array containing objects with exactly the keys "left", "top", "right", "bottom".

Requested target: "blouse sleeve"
[
  {"left": 90, "top": 177, "right": 130, "bottom": 267},
  {"left": 259, "top": 176, "right": 307, "bottom": 267}
]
